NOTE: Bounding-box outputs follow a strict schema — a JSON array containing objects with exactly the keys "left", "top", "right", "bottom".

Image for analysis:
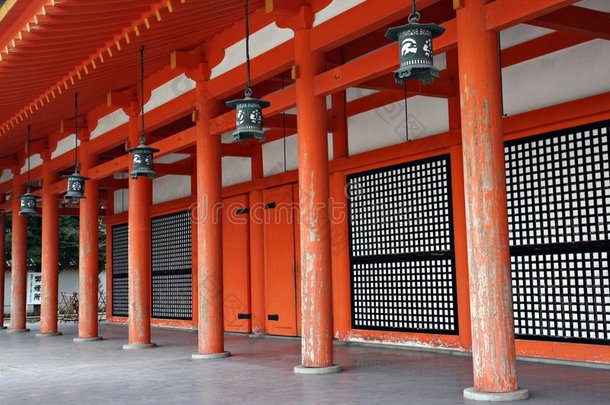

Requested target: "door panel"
[
  {"left": 263, "top": 185, "right": 297, "bottom": 336},
  {"left": 292, "top": 183, "right": 302, "bottom": 337},
  {"left": 223, "top": 195, "right": 251, "bottom": 333}
]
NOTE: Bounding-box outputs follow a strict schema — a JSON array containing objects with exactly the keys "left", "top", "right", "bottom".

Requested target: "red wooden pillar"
[
  {"left": 192, "top": 79, "right": 229, "bottom": 359},
  {"left": 457, "top": 0, "right": 527, "bottom": 400},
  {"left": 9, "top": 173, "right": 28, "bottom": 332},
  {"left": 0, "top": 202, "right": 6, "bottom": 329},
  {"left": 38, "top": 151, "right": 61, "bottom": 337},
  {"left": 124, "top": 112, "right": 155, "bottom": 350},
  {"left": 293, "top": 23, "right": 340, "bottom": 374},
  {"left": 75, "top": 138, "right": 103, "bottom": 342}
]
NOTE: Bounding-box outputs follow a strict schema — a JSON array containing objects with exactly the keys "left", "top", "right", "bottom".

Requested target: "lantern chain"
[
  {"left": 74, "top": 92, "right": 79, "bottom": 171},
  {"left": 140, "top": 45, "right": 146, "bottom": 145},
  {"left": 245, "top": 0, "right": 252, "bottom": 97},
  {"left": 404, "top": 82, "right": 410, "bottom": 142},
  {"left": 26, "top": 124, "right": 31, "bottom": 192}
]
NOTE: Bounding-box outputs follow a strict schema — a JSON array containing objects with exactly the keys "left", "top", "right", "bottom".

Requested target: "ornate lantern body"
[
  {"left": 226, "top": 96, "right": 270, "bottom": 142},
  {"left": 385, "top": 20, "right": 445, "bottom": 84},
  {"left": 63, "top": 170, "right": 90, "bottom": 201},
  {"left": 19, "top": 189, "right": 39, "bottom": 216},
  {"left": 127, "top": 141, "right": 160, "bottom": 179}
]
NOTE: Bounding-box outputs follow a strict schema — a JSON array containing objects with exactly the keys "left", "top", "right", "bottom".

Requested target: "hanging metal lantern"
[
  {"left": 19, "top": 189, "right": 39, "bottom": 216},
  {"left": 226, "top": 0, "right": 270, "bottom": 142},
  {"left": 226, "top": 93, "right": 270, "bottom": 142},
  {"left": 64, "top": 93, "right": 89, "bottom": 202},
  {"left": 63, "top": 170, "right": 90, "bottom": 201},
  {"left": 127, "top": 45, "right": 159, "bottom": 179},
  {"left": 20, "top": 124, "right": 38, "bottom": 216},
  {"left": 385, "top": 5, "right": 445, "bottom": 84},
  {"left": 127, "top": 141, "right": 159, "bottom": 179}
]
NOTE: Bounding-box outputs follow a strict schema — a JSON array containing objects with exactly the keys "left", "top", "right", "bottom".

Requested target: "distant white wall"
[
  {"left": 3, "top": 270, "right": 107, "bottom": 315},
  {"left": 502, "top": 39, "right": 610, "bottom": 116},
  {"left": 222, "top": 156, "right": 252, "bottom": 187},
  {"left": 0, "top": 168, "right": 13, "bottom": 184},
  {"left": 20, "top": 153, "right": 43, "bottom": 174},
  {"left": 144, "top": 73, "right": 195, "bottom": 112},
  {"left": 90, "top": 109, "right": 129, "bottom": 140},
  {"left": 348, "top": 95, "right": 449, "bottom": 156},
  {"left": 262, "top": 133, "right": 334, "bottom": 177},
  {"left": 51, "top": 134, "right": 79, "bottom": 160},
  {"left": 152, "top": 175, "right": 191, "bottom": 205}
]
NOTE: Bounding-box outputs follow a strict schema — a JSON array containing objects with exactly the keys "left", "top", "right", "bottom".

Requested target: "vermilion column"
[
  {"left": 293, "top": 26, "right": 340, "bottom": 374},
  {"left": 192, "top": 80, "right": 229, "bottom": 359},
  {"left": 0, "top": 204, "right": 6, "bottom": 329},
  {"left": 75, "top": 139, "right": 103, "bottom": 342},
  {"left": 457, "top": 0, "right": 527, "bottom": 401},
  {"left": 38, "top": 152, "right": 61, "bottom": 337},
  {"left": 124, "top": 112, "right": 155, "bottom": 350},
  {"left": 9, "top": 175, "right": 28, "bottom": 332}
]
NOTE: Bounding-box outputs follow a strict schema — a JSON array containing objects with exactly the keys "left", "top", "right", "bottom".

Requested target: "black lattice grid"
[
  {"left": 505, "top": 124, "right": 610, "bottom": 246},
  {"left": 512, "top": 251, "right": 610, "bottom": 343},
  {"left": 348, "top": 155, "right": 458, "bottom": 334},
  {"left": 111, "top": 223, "right": 129, "bottom": 317},
  {"left": 506, "top": 120, "right": 610, "bottom": 345},
  {"left": 151, "top": 211, "right": 193, "bottom": 320}
]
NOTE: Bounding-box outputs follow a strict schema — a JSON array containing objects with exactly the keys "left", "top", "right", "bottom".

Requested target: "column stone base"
[
  {"left": 123, "top": 342, "right": 156, "bottom": 350},
  {"left": 36, "top": 332, "right": 62, "bottom": 337},
  {"left": 463, "top": 387, "right": 529, "bottom": 401},
  {"left": 294, "top": 365, "right": 342, "bottom": 375},
  {"left": 74, "top": 336, "right": 103, "bottom": 343},
  {"left": 7, "top": 328, "right": 30, "bottom": 333},
  {"left": 192, "top": 351, "right": 230, "bottom": 360}
]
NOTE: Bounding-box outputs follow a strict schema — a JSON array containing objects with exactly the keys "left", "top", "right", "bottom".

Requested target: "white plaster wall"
[
  {"left": 3, "top": 270, "right": 107, "bottom": 315},
  {"left": 114, "top": 188, "right": 129, "bottom": 214},
  {"left": 222, "top": 156, "right": 252, "bottom": 187},
  {"left": 0, "top": 168, "right": 13, "bottom": 184},
  {"left": 90, "top": 109, "right": 129, "bottom": 140},
  {"left": 211, "top": 0, "right": 366, "bottom": 79},
  {"left": 51, "top": 134, "right": 79, "bottom": 160},
  {"left": 263, "top": 133, "right": 334, "bottom": 177},
  {"left": 144, "top": 74, "right": 196, "bottom": 112},
  {"left": 575, "top": 0, "right": 610, "bottom": 12},
  {"left": 156, "top": 153, "right": 190, "bottom": 164},
  {"left": 502, "top": 39, "right": 610, "bottom": 116},
  {"left": 152, "top": 175, "right": 191, "bottom": 205},
  {"left": 348, "top": 95, "right": 449, "bottom": 156},
  {"left": 500, "top": 24, "right": 553, "bottom": 49},
  {"left": 313, "top": 0, "right": 366, "bottom": 27},
  {"left": 20, "top": 153, "right": 43, "bottom": 174},
  {"left": 211, "top": 23, "right": 294, "bottom": 79}
]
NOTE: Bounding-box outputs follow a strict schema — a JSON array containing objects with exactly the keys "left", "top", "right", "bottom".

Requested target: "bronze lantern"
[
  {"left": 385, "top": 8, "right": 445, "bottom": 84},
  {"left": 127, "top": 45, "right": 159, "bottom": 179},
  {"left": 226, "top": 0, "right": 270, "bottom": 142}
]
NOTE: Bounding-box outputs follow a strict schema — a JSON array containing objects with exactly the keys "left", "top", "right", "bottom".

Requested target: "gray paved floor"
[{"left": 1, "top": 323, "right": 609, "bottom": 404}]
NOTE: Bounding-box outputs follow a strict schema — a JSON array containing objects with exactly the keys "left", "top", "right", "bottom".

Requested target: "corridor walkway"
[{"left": 1, "top": 323, "right": 608, "bottom": 404}]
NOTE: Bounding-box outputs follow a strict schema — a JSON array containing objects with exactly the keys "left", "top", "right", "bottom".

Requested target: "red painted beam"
[
  {"left": 485, "top": 0, "right": 579, "bottom": 31},
  {"left": 529, "top": 6, "right": 610, "bottom": 41},
  {"left": 501, "top": 31, "right": 592, "bottom": 68}
]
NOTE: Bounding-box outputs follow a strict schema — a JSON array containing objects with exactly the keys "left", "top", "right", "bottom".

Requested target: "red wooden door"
[
  {"left": 263, "top": 185, "right": 298, "bottom": 336},
  {"left": 222, "top": 194, "right": 251, "bottom": 333}
]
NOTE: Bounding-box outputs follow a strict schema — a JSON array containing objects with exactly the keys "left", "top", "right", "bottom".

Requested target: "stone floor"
[{"left": 1, "top": 323, "right": 609, "bottom": 404}]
